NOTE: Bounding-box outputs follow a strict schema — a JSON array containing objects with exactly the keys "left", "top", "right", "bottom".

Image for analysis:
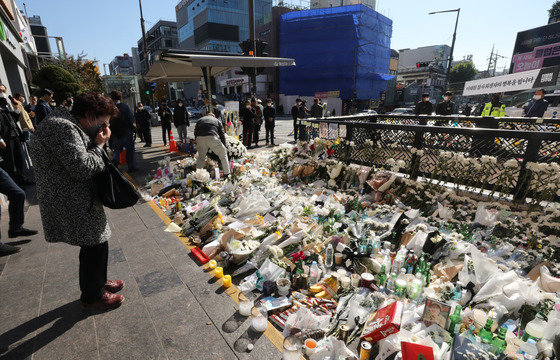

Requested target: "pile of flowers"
[{"left": 143, "top": 142, "right": 560, "bottom": 360}]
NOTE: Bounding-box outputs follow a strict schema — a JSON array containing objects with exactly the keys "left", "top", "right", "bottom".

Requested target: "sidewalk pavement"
[{"left": 0, "top": 130, "right": 281, "bottom": 360}]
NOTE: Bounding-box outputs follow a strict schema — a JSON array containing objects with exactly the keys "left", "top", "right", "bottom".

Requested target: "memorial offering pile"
[{"left": 143, "top": 142, "right": 560, "bottom": 360}]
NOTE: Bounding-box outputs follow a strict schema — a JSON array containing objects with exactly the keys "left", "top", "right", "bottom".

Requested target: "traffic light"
[
  {"left": 416, "top": 62, "right": 430, "bottom": 68},
  {"left": 239, "top": 40, "right": 253, "bottom": 56},
  {"left": 255, "top": 40, "right": 268, "bottom": 57},
  {"left": 146, "top": 82, "right": 157, "bottom": 95}
]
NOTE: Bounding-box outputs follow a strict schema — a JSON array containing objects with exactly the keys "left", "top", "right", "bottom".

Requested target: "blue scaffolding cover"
[{"left": 279, "top": 5, "right": 393, "bottom": 100}]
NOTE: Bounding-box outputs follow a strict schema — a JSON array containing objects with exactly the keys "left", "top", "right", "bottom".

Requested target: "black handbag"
[{"left": 94, "top": 148, "right": 140, "bottom": 209}]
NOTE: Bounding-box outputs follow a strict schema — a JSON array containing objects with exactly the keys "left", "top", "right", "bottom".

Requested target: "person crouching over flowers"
[{"left": 194, "top": 111, "right": 230, "bottom": 177}]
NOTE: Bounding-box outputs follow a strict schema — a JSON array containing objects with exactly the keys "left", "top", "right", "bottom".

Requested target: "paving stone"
[
  {"left": 135, "top": 268, "right": 183, "bottom": 298},
  {"left": 108, "top": 247, "right": 126, "bottom": 265}
]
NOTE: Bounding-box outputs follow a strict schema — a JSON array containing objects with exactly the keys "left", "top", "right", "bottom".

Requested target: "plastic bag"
[
  {"left": 235, "top": 191, "right": 270, "bottom": 220},
  {"left": 436, "top": 202, "right": 454, "bottom": 220},
  {"left": 474, "top": 203, "right": 497, "bottom": 227},
  {"left": 406, "top": 230, "right": 428, "bottom": 254},
  {"left": 310, "top": 336, "right": 357, "bottom": 360},
  {"left": 283, "top": 307, "right": 331, "bottom": 338},
  {"left": 239, "top": 258, "right": 286, "bottom": 292}
]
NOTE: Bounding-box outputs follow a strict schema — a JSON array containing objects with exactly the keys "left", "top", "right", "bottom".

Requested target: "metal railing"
[
  {"left": 304, "top": 114, "right": 560, "bottom": 132},
  {"left": 297, "top": 117, "right": 560, "bottom": 201}
]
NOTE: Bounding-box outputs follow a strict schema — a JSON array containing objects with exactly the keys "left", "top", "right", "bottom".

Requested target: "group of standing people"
[
  {"left": 240, "top": 97, "right": 276, "bottom": 148},
  {"left": 290, "top": 98, "right": 326, "bottom": 142},
  {"left": 154, "top": 99, "right": 190, "bottom": 146},
  {"left": 0, "top": 84, "right": 42, "bottom": 256}
]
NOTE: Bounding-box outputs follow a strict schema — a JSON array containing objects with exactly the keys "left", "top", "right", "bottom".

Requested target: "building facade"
[
  {"left": 0, "top": 0, "right": 32, "bottom": 98},
  {"left": 28, "top": 15, "right": 51, "bottom": 57},
  {"left": 109, "top": 53, "right": 135, "bottom": 76},
  {"left": 310, "top": 0, "right": 374, "bottom": 10},
  {"left": 131, "top": 47, "right": 141, "bottom": 75},
  {"left": 137, "top": 20, "right": 178, "bottom": 74},
  {"left": 175, "top": 0, "right": 272, "bottom": 53},
  {"left": 279, "top": 5, "right": 392, "bottom": 114},
  {"left": 396, "top": 45, "right": 451, "bottom": 104}
]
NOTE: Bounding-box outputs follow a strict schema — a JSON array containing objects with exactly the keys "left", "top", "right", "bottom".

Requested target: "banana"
[
  {"left": 309, "top": 285, "right": 323, "bottom": 293},
  {"left": 315, "top": 290, "right": 328, "bottom": 298}
]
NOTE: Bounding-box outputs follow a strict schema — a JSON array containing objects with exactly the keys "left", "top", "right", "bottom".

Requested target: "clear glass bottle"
[
  {"left": 309, "top": 261, "right": 320, "bottom": 286},
  {"left": 325, "top": 243, "right": 334, "bottom": 268}
]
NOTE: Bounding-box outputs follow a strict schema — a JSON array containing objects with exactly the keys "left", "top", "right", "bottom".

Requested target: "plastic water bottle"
[
  {"left": 519, "top": 339, "right": 538, "bottom": 360},
  {"left": 309, "top": 261, "right": 320, "bottom": 286},
  {"left": 324, "top": 243, "right": 334, "bottom": 268}
]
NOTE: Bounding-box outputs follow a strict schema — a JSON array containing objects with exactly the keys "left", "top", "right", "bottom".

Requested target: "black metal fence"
[
  {"left": 308, "top": 114, "right": 560, "bottom": 132},
  {"left": 297, "top": 115, "right": 560, "bottom": 201}
]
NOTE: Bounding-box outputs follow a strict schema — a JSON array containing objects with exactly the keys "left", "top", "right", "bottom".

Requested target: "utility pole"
[
  {"left": 487, "top": 44, "right": 494, "bottom": 76},
  {"left": 248, "top": 0, "right": 256, "bottom": 96},
  {"left": 139, "top": 0, "right": 153, "bottom": 107}
]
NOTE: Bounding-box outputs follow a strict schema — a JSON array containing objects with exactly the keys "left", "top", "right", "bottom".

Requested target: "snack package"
[{"left": 361, "top": 301, "right": 404, "bottom": 343}]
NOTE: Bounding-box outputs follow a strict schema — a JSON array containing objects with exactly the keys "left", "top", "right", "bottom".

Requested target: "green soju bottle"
[
  {"left": 491, "top": 327, "right": 507, "bottom": 354},
  {"left": 377, "top": 265, "right": 387, "bottom": 287},
  {"left": 447, "top": 305, "right": 462, "bottom": 336},
  {"left": 478, "top": 318, "right": 494, "bottom": 344}
]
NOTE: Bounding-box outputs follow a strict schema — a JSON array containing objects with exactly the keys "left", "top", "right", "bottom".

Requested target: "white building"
[{"left": 0, "top": 0, "right": 35, "bottom": 99}]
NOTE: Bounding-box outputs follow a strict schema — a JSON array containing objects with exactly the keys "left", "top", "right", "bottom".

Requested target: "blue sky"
[{"left": 17, "top": 0, "right": 553, "bottom": 74}]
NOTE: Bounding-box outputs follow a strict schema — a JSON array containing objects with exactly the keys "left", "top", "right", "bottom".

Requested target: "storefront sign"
[
  {"left": 314, "top": 90, "right": 340, "bottom": 99},
  {"left": 220, "top": 77, "right": 247, "bottom": 87},
  {"left": 511, "top": 22, "right": 560, "bottom": 73},
  {"left": 462, "top": 66, "right": 559, "bottom": 96}
]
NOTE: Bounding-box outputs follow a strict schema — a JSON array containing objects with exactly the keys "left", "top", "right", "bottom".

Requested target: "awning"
[{"left": 145, "top": 49, "right": 296, "bottom": 82}]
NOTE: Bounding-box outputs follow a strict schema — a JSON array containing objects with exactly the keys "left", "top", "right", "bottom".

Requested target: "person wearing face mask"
[
  {"left": 29, "top": 92, "right": 126, "bottom": 311},
  {"left": 436, "top": 91, "right": 455, "bottom": 116},
  {"left": 414, "top": 93, "right": 434, "bottom": 125},
  {"left": 263, "top": 99, "right": 276, "bottom": 146},
  {"left": 35, "top": 89, "right": 54, "bottom": 124},
  {"left": 173, "top": 99, "right": 190, "bottom": 143},
  {"left": 524, "top": 89, "right": 549, "bottom": 118},
  {"left": 135, "top": 102, "right": 152, "bottom": 147},
  {"left": 240, "top": 99, "right": 256, "bottom": 148}
]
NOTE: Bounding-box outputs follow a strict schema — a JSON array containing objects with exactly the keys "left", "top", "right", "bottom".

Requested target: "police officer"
[
  {"left": 436, "top": 91, "right": 455, "bottom": 115},
  {"left": 414, "top": 93, "right": 433, "bottom": 125},
  {"left": 481, "top": 94, "right": 506, "bottom": 117}
]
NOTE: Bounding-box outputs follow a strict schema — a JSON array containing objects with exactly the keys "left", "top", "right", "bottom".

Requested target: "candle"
[
  {"left": 208, "top": 260, "right": 217, "bottom": 270},
  {"left": 214, "top": 267, "right": 223, "bottom": 278},
  {"left": 222, "top": 275, "right": 232, "bottom": 288}
]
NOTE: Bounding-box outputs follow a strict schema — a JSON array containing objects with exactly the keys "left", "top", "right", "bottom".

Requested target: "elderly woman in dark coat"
[{"left": 29, "top": 92, "right": 125, "bottom": 311}]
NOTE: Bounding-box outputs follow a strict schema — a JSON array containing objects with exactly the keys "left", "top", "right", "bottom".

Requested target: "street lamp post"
[{"left": 429, "top": 8, "right": 460, "bottom": 91}]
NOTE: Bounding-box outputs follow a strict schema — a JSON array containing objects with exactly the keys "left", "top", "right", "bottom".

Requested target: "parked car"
[
  {"left": 356, "top": 109, "right": 378, "bottom": 116},
  {"left": 187, "top": 107, "right": 203, "bottom": 120},
  {"left": 390, "top": 108, "right": 414, "bottom": 115}
]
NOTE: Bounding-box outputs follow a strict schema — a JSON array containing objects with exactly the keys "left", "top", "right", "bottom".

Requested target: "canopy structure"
[{"left": 146, "top": 49, "right": 296, "bottom": 112}]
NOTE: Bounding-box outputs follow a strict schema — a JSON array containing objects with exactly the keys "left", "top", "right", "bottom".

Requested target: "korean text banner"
[{"left": 462, "top": 70, "right": 541, "bottom": 96}]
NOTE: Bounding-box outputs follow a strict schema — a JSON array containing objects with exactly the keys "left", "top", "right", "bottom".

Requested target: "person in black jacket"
[
  {"left": 158, "top": 101, "right": 173, "bottom": 145},
  {"left": 291, "top": 98, "right": 303, "bottom": 142},
  {"left": 263, "top": 99, "right": 276, "bottom": 146},
  {"left": 524, "top": 89, "right": 549, "bottom": 117},
  {"left": 173, "top": 99, "right": 190, "bottom": 143},
  {"left": 0, "top": 97, "right": 27, "bottom": 183},
  {"left": 463, "top": 103, "right": 472, "bottom": 116},
  {"left": 135, "top": 102, "right": 152, "bottom": 147},
  {"left": 240, "top": 100, "right": 255, "bottom": 149},
  {"left": 310, "top": 98, "right": 323, "bottom": 118},
  {"left": 436, "top": 91, "right": 455, "bottom": 115},
  {"left": 35, "top": 89, "right": 54, "bottom": 124},
  {"left": 110, "top": 91, "right": 137, "bottom": 172},
  {"left": 414, "top": 93, "right": 433, "bottom": 125}
]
